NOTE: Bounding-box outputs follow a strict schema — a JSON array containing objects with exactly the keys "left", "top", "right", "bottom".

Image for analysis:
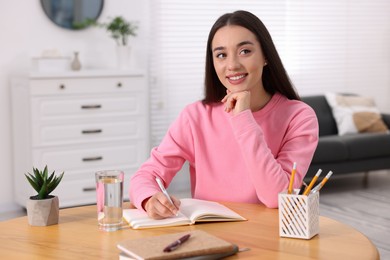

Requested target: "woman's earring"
[{"left": 264, "top": 61, "right": 267, "bottom": 66}]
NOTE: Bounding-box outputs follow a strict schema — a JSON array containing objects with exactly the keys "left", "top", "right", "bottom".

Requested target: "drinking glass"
[{"left": 95, "top": 170, "right": 124, "bottom": 231}]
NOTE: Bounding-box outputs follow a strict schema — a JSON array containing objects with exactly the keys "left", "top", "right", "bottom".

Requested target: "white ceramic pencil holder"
[{"left": 278, "top": 189, "right": 320, "bottom": 239}]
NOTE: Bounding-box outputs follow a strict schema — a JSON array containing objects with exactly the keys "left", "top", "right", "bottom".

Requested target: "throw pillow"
[{"left": 325, "top": 92, "right": 389, "bottom": 135}]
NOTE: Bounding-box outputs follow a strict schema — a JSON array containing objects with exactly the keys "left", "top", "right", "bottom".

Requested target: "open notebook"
[{"left": 123, "top": 198, "right": 246, "bottom": 229}]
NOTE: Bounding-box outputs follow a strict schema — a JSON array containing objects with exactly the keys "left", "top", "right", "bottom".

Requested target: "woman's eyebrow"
[
  {"left": 237, "top": 40, "right": 254, "bottom": 47},
  {"left": 212, "top": 46, "right": 224, "bottom": 52},
  {"left": 213, "top": 40, "right": 254, "bottom": 52}
]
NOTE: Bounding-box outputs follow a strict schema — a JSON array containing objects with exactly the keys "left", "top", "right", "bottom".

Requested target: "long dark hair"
[{"left": 203, "top": 10, "right": 299, "bottom": 103}]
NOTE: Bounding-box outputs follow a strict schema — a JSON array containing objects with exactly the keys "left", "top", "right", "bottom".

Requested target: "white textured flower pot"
[
  {"left": 26, "top": 196, "right": 59, "bottom": 226},
  {"left": 116, "top": 45, "right": 131, "bottom": 69}
]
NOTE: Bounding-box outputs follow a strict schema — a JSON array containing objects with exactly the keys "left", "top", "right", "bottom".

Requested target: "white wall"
[{"left": 0, "top": 0, "right": 150, "bottom": 213}]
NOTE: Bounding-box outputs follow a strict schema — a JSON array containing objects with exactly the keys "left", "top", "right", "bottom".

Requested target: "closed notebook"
[
  {"left": 117, "top": 230, "right": 238, "bottom": 260},
  {"left": 123, "top": 198, "right": 246, "bottom": 229}
]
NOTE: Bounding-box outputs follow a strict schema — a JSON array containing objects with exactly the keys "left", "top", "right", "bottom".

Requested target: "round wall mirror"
[{"left": 41, "top": 0, "right": 104, "bottom": 30}]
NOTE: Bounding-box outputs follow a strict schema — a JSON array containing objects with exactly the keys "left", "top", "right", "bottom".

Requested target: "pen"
[
  {"left": 163, "top": 234, "right": 191, "bottom": 252},
  {"left": 303, "top": 169, "right": 322, "bottom": 196},
  {"left": 287, "top": 162, "right": 297, "bottom": 194},
  {"left": 155, "top": 177, "right": 178, "bottom": 215},
  {"left": 310, "top": 171, "right": 333, "bottom": 194}
]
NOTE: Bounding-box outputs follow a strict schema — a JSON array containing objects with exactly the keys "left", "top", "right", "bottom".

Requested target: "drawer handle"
[
  {"left": 82, "top": 129, "right": 102, "bottom": 134},
  {"left": 82, "top": 156, "right": 103, "bottom": 162},
  {"left": 83, "top": 187, "right": 96, "bottom": 192},
  {"left": 59, "top": 84, "right": 65, "bottom": 90},
  {"left": 117, "top": 82, "right": 122, "bottom": 87},
  {"left": 81, "top": 104, "right": 102, "bottom": 109}
]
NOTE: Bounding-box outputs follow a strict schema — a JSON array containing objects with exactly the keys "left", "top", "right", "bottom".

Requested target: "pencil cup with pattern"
[
  {"left": 278, "top": 190, "right": 319, "bottom": 239},
  {"left": 95, "top": 170, "right": 124, "bottom": 231}
]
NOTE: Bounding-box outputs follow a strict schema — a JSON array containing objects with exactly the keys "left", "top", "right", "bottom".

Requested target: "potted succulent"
[{"left": 25, "top": 166, "right": 64, "bottom": 226}]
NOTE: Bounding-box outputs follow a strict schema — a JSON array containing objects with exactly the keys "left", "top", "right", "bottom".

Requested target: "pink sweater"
[{"left": 130, "top": 93, "right": 319, "bottom": 209}]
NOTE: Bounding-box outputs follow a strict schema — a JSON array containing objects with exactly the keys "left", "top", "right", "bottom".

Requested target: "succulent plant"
[{"left": 25, "top": 166, "right": 64, "bottom": 200}]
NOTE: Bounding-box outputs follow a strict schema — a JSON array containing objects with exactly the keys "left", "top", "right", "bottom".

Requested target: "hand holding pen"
[{"left": 143, "top": 177, "right": 181, "bottom": 219}]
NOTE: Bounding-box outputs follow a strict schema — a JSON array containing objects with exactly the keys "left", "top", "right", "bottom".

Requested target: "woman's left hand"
[{"left": 221, "top": 90, "right": 251, "bottom": 115}]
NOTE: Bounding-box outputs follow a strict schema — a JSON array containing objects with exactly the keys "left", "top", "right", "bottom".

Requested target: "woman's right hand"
[
  {"left": 221, "top": 89, "right": 251, "bottom": 115},
  {"left": 142, "top": 192, "right": 181, "bottom": 219}
]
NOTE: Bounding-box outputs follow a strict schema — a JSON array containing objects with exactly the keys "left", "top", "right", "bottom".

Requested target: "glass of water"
[{"left": 95, "top": 170, "right": 124, "bottom": 231}]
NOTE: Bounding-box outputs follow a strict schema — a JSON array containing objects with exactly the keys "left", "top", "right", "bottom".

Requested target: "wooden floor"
[
  {"left": 1, "top": 170, "right": 389, "bottom": 259},
  {"left": 319, "top": 170, "right": 390, "bottom": 259}
]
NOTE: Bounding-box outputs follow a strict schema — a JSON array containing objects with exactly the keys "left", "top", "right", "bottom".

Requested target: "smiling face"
[{"left": 212, "top": 25, "right": 267, "bottom": 98}]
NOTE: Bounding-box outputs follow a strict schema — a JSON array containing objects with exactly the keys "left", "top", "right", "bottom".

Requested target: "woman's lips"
[{"left": 226, "top": 73, "right": 247, "bottom": 85}]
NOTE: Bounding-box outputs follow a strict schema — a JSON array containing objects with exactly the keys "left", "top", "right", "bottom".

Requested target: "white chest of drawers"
[{"left": 11, "top": 70, "right": 149, "bottom": 208}]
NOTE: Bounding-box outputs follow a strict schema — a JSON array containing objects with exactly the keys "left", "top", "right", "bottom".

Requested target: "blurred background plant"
[{"left": 88, "top": 16, "right": 138, "bottom": 46}]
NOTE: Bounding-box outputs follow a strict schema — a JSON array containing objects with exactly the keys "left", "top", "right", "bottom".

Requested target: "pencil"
[
  {"left": 287, "top": 162, "right": 297, "bottom": 194},
  {"left": 298, "top": 182, "right": 307, "bottom": 195},
  {"left": 310, "top": 171, "right": 333, "bottom": 194},
  {"left": 303, "top": 169, "right": 322, "bottom": 196}
]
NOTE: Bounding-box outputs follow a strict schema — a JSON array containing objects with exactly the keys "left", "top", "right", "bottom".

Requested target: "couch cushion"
[
  {"left": 311, "top": 135, "right": 348, "bottom": 163},
  {"left": 325, "top": 93, "right": 389, "bottom": 135},
  {"left": 340, "top": 133, "right": 390, "bottom": 160},
  {"left": 301, "top": 95, "right": 338, "bottom": 136}
]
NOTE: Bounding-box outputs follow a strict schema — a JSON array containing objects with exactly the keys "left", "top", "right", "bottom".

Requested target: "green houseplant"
[
  {"left": 25, "top": 166, "right": 64, "bottom": 226},
  {"left": 93, "top": 16, "right": 138, "bottom": 46},
  {"left": 91, "top": 16, "right": 138, "bottom": 69}
]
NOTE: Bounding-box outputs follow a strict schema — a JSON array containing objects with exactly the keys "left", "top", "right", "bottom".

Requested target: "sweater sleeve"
[
  {"left": 129, "top": 110, "right": 194, "bottom": 210},
  {"left": 230, "top": 108, "right": 319, "bottom": 208}
]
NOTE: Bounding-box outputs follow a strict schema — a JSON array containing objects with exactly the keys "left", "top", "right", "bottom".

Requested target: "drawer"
[
  {"left": 32, "top": 142, "right": 148, "bottom": 172},
  {"left": 31, "top": 93, "right": 147, "bottom": 121},
  {"left": 30, "top": 76, "right": 146, "bottom": 96},
  {"left": 12, "top": 72, "right": 149, "bottom": 208},
  {"left": 55, "top": 170, "right": 133, "bottom": 208},
  {"left": 32, "top": 117, "right": 148, "bottom": 147}
]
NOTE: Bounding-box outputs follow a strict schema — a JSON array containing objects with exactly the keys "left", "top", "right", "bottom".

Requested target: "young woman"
[{"left": 130, "top": 10, "right": 319, "bottom": 219}]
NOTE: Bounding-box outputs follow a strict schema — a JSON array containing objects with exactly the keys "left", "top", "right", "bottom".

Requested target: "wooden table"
[{"left": 0, "top": 202, "right": 379, "bottom": 259}]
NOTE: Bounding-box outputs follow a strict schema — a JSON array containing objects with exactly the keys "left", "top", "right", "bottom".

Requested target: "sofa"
[{"left": 301, "top": 95, "right": 390, "bottom": 182}]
